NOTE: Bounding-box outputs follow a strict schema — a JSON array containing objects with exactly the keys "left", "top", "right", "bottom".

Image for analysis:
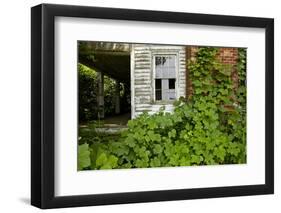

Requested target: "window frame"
[{"left": 152, "top": 51, "right": 179, "bottom": 103}]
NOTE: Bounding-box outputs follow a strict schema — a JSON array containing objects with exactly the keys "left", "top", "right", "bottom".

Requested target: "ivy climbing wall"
[{"left": 186, "top": 47, "right": 240, "bottom": 99}]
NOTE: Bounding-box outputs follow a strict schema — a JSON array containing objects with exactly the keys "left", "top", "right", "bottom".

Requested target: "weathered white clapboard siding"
[{"left": 131, "top": 44, "right": 186, "bottom": 118}]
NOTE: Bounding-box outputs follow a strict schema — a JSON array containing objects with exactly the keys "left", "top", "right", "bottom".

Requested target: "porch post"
[
  {"left": 115, "top": 80, "right": 120, "bottom": 114},
  {"left": 97, "top": 71, "right": 104, "bottom": 119}
]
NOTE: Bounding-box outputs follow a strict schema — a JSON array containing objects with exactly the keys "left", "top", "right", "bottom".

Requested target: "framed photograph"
[{"left": 31, "top": 3, "right": 274, "bottom": 209}]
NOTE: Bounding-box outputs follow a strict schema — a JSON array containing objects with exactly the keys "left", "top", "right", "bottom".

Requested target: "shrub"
[{"left": 79, "top": 63, "right": 98, "bottom": 122}]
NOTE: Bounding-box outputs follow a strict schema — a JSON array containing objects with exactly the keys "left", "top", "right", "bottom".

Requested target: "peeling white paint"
[{"left": 131, "top": 44, "right": 186, "bottom": 118}]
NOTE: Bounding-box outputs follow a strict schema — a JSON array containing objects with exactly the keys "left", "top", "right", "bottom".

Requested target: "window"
[{"left": 155, "top": 55, "right": 176, "bottom": 101}]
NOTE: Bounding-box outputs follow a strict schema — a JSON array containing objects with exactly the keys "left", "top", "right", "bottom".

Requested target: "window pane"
[
  {"left": 167, "top": 69, "right": 176, "bottom": 78},
  {"left": 168, "top": 56, "right": 175, "bottom": 68},
  {"left": 162, "top": 56, "right": 168, "bottom": 66},
  {"left": 169, "top": 79, "right": 175, "bottom": 89},
  {"left": 155, "top": 56, "right": 162, "bottom": 66},
  {"left": 168, "top": 56, "right": 176, "bottom": 78},
  {"left": 156, "top": 68, "right": 162, "bottom": 78},
  {"left": 167, "top": 90, "right": 176, "bottom": 100},
  {"left": 155, "top": 79, "right": 162, "bottom": 100},
  {"left": 156, "top": 90, "right": 162, "bottom": 100},
  {"left": 162, "top": 67, "right": 169, "bottom": 78},
  {"left": 156, "top": 79, "right": 162, "bottom": 89}
]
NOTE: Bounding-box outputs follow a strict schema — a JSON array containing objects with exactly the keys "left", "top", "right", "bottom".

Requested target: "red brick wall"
[
  {"left": 217, "top": 48, "right": 238, "bottom": 65},
  {"left": 186, "top": 47, "right": 239, "bottom": 98},
  {"left": 189, "top": 46, "right": 238, "bottom": 64}
]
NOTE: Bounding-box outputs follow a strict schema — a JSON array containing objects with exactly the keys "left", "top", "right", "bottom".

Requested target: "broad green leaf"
[{"left": 78, "top": 143, "right": 91, "bottom": 170}]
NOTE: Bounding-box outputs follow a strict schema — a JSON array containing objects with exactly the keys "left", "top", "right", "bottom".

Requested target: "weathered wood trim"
[
  {"left": 185, "top": 46, "right": 191, "bottom": 99},
  {"left": 130, "top": 44, "right": 135, "bottom": 118}
]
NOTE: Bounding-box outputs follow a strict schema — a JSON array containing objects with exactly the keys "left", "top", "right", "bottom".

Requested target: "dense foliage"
[
  {"left": 78, "top": 47, "right": 247, "bottom": 170},
  {"left": 79, "top": 64, "right": 98, "bottom": 121},
  {"left": 79, "top": 64, "right": 129, "bottom": 122}
]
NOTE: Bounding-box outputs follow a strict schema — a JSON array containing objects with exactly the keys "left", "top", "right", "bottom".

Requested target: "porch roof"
[{"left": 78, "top": 41, "right": 131, "bottom": 83}]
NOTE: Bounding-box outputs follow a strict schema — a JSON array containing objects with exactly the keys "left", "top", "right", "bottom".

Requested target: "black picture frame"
[{"left": 31, "top": 3, "right": 274, "bottom": 209}]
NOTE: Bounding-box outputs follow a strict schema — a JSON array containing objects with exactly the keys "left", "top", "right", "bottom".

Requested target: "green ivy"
[{"left": 78, "top": 47, "right": 247, "bottom": 170}]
